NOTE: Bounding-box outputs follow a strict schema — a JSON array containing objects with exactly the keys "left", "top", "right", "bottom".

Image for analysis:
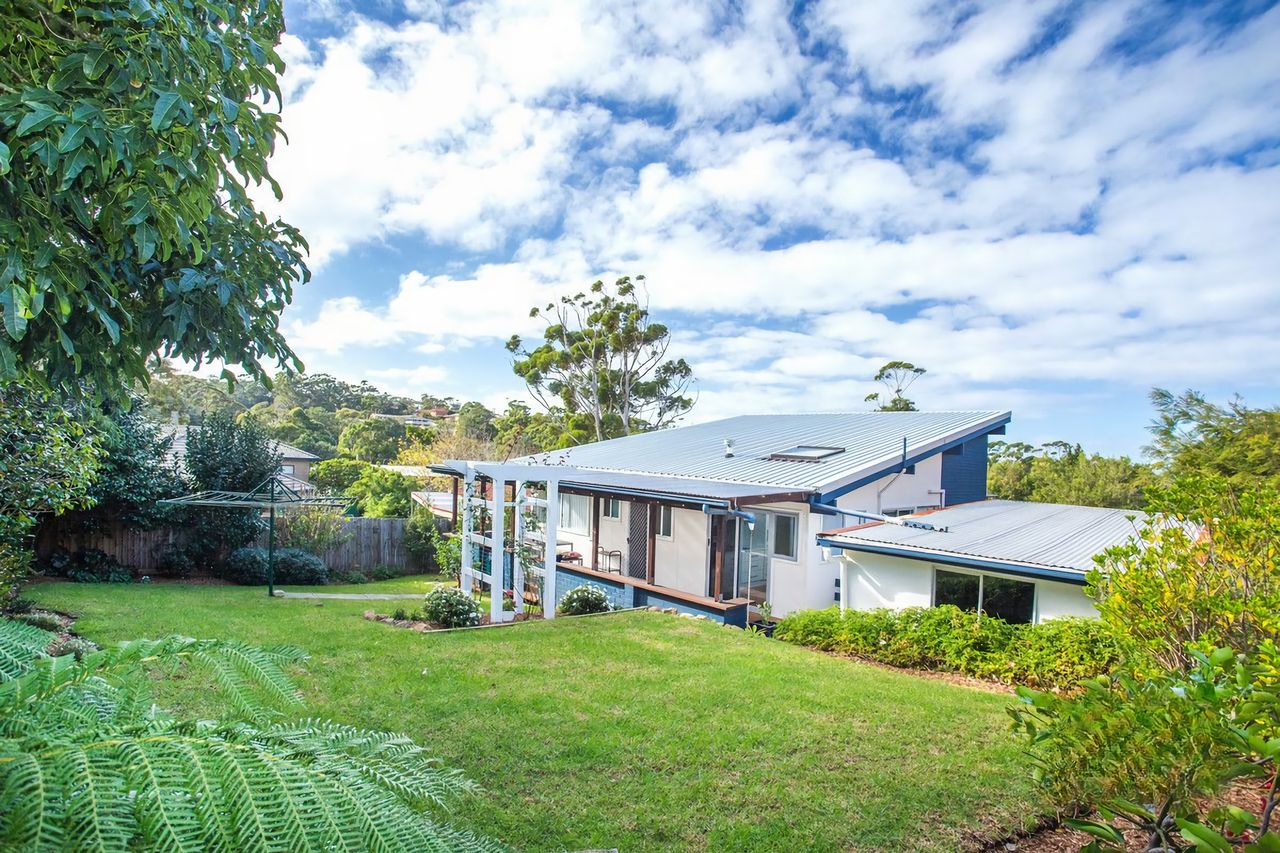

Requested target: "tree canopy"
[
  {"left": 987, "top": 440, "right": 1153, "bottom": 509},
  {"left": 1147, "top": 388, "right": 1280, "bottom": 491},
  {"left": 0, "top": 0, "right": 308, "bottom": 395},
  {"left": 507, "top": 275, "right": 694, "bottom": 443}
]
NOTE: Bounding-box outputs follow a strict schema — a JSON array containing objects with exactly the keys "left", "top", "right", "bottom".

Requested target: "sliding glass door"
[{"left": 735, "top": 518, "right": 769, "bottom": 604}]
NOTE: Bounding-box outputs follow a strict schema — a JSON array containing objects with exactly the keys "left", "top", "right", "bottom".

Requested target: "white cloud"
[{"left": 270, "top": 0, "right": 1280, "bottom": 440}]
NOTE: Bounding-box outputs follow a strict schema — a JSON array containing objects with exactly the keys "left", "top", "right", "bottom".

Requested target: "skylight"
[{"left": 769, "top": 445, "right": 845, "bottom": 462}]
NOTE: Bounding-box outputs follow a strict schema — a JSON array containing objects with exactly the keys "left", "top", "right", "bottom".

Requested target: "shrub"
[
  {"left": 3, "top": 597, "right": 34, "bottom": 615},
  {"left": 332, "top": 569, "right": 369, "bottom": 585},
  {"left": 370, "top": 564, "right": 398, "bottom": 581},
  {"left": 774, "top": 605, "right": 1118, "bottom": 690},
  {"left": 273, "top": 548, "right": 328, "bottom": 585},
  {"left": 156, "top": 544, "right": 197, "bottom": 579},
  {"left": 428, "top": 526, "right": 461, "bottom": 580},
  {"left": 402, "top": 512, "right": 437, "bottom": 569},
  {"left": 221, "top": 547, "right": 269, "bottom": 585},
  {"left": 279, "top": 506, "right": 350, "bottom": 556},
  {"left": 64, "top": 548, "right": 133, "bottom": 583},
  {"left": 422, "top": 586, "right": 480, "bottom": 628},
  {"left": 392, "top": 608, "right": 408, "bottom": 621},
  {"left": 558, "top": 584, "right": 612, "bottom": 616}
]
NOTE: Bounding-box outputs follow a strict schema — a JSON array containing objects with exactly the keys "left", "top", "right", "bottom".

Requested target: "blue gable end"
[{"left": 940, "top": 434, "right": 989, "bottom": 506}]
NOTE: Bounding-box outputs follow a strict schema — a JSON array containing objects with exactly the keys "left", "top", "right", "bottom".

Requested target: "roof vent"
[{"left": 723, "top": 439, "right": 735, "bottom": 458}]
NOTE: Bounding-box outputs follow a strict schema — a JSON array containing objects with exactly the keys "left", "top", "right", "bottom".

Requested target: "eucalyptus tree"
[
  {"left": 0, "top": 0, "right": 309, "bottom": 397},
  {"left": 506, "top": 275, "right": 695, "bottom": 443},
  {"left": 864, "top": 360, "right": 927, "bottom": 412}
]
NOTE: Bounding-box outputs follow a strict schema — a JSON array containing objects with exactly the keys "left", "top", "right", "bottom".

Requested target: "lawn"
[
  {"left": 281, "top": 572, "right": 447, "bottom": 595},
  {"left": 26, "top": 581, "right": 1042, "bottom": 852}
]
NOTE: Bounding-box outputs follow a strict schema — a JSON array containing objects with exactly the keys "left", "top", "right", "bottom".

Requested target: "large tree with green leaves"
[
  {"left": 1147, "top": 388, "right": 1280, "bottom": 490},
  {"left": 864, "top": 361, "right": 926, "bottom": 411},
  {"left": 0, "top": 0, "right": 309, "bottom": 396},
  {"left": 987, "top": 440, "right": 1152, "bottom": 509},
  {"left": 506, "top": 275, "right": 694, "bottom": 443}
]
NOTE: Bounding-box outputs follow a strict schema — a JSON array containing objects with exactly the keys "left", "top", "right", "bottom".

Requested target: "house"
[
  {"left": 433, "top": 410, "right": 1015, "bottom": 624},
  {"left": 816, "top": 500, "right": 1146, "bottom": 624},
  {"left": 161, "top": 424, "right": 320, "bottom": 492}
]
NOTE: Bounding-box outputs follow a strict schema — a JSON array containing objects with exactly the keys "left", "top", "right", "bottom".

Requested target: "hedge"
[{"left": 773, "top": 605, "right": 1121, "bottom": 690}]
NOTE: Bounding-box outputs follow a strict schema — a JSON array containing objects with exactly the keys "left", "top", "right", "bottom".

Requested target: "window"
[
  {"left": 769, "top": 445, "right": 844, "bottom": 462},
  {"left": 559, "top": 493, "right": 592, "bottom": 534},
  {"left": 656, "top": 505, "right": 673, "bottom": 538},
  {"left": 883, "top": 507, "right": 918, "bottom": 517},
  {"left": 933, "top": 568, "right": 1035, "bottom": 624},
  {"left": 279, "top": 464, "right": 295, "bottom": 475},
  {"left": 770, "top": 513, "right": 798, "bottom": 560},
  {"left": 603, "top": 498, "right": 622, "bottom": 520}
]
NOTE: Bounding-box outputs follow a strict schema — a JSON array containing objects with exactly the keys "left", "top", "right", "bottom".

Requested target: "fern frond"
[{"left": 0, "top": 620, "right": 54, "bottom": 681}]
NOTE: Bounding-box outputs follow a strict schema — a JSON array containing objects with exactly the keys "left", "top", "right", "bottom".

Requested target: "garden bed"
[{"left": 363, "top": 609, "right": 541, "bottom": 632}]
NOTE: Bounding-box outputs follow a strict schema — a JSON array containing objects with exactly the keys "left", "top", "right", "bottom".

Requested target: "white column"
[
  {"left": 460, "top": 467, "right": 475, "bottom": 592},
  {"left": 513, "top": 480, "right": 527, "bottom": 616},
  {"left": 839, "top": 557, "right": 848, "bottom": 615},
  {"left": 543, "top": 479, "right": 559, "bottom": 619},
  {"left": 490, "top": 477, "right": 506, "bottom": 624}
]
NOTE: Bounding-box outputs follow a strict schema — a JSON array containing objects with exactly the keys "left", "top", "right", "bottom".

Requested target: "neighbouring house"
[
  {"left": 433, "top": 411, "right": 1020, "bottom": 624},
  {"left": 817, "top": 500, "right": 1146, "bottom": 624},
  {"left": 161, "top": 424, "right": 319, "bottom": 493}
]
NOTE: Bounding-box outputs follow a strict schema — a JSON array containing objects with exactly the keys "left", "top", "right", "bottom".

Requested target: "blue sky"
[{"left": 251, "top": 0, "right": 1280, "bottom": 456}]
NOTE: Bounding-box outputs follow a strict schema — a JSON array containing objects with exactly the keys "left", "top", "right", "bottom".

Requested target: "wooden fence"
[{"left": 35, "top": 516, "right": 412, "bottom": 576}]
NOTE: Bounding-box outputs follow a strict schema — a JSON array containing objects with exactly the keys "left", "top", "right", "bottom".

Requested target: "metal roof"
[
  {"left": 818, "top": 500, "right": 1150, "bottom": 575},
  {"left": 427, "top": 461, "right": 805, "bottom": 506},
  {"left": 513, "top": 411, "right": 1010, "bottom": 493}
]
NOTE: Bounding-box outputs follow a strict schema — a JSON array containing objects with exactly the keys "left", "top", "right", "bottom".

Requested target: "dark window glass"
[
  {"left": 772, "top": 514, "right": 797, "bottom": 559},
  {"left": 981, "top": 576, "right": 1035, "bottom": 624},
  {"left": 934, "top": 569, "right": 979, "bottom": 611}
]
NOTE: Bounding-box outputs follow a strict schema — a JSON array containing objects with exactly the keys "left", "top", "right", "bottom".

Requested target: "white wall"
[
  {"left": 836, "top": 552, "right": 1097, "bottom": 623},
  {"left": 834, "top": 454, "right": 945, "bottom": 515},
  {"left": 653, "top": 508, "right": 710, "bottom": 594}
]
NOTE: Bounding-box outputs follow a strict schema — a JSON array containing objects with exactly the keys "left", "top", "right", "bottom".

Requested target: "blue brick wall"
[
  {"left": 554, "top": 567, "right": 634, "bottom": 611},
  {"left": 940, "top": 434, "right": 990, "bottom": 506}
]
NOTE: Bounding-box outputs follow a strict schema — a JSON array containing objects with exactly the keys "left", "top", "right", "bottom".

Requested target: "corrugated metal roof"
[
  {"left": 513, "top": 411, "right": 1010, "bottom": 492},
  {"left": 819, "top": 500, "right": 1149, "bottom": 574},
  {"left": 555, "top": 469, "right": 806, "bottom": 504}
]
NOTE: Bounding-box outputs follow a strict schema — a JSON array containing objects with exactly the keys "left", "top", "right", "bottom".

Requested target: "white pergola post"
[
  {"left": 543, "top": 478, "right": 559, "bottom": 619},
  {"left": 490, "top": 476, "right": 507, "bottom": 624},
  {"left": 460, "top": 467, "right": 475, "bottom": 592},
  {"left": 513, "top": 480, "right": 527, "bottom": 615},
  {"left": 839, "top": 557, "right": 848, "bottom": 615}
]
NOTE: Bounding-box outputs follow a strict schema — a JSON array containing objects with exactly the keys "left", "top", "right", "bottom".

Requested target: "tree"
[
  {"left": 338, "top": 417, "right": 405, "bottom": 462},
  {"left": 46, "top": 398, "right": 184, "bottom": 538},
  {"left": 455, "top": 401, "right": 496, "bottom": 441},
  {"left": 864, "top": 361, "right": 926, "bottom": 411},
  {"left": 312, "top": 458, "right": 372, "bottom": 494},
  {"left": 0, "top": 383, "right": 100, "bottom": 596},
  {"left": 0, "top": 620, "right": 501, "bottom": 851},
  {"left": 183, "top": 411, "right": 281, "bottom": 570},
  {"left": 0, "top": 0, "right": 309, "bottom": 397},
  {"left": 1148, "top": 388, "right": 1280, "bottom": 490},
  {"left": 506, "top": 275, "right": 694, "bottom": 443},
  {"left": 346, "top": 467, "right": 414, "bottom": 518},
  {"left": 493, "top": 400, "right": 569, "bottom": 454},
  {"left": 987, "top": 440, "right": 1152, "bottom": 509},
  {"left": 253, "top": 403, "right": 341, "bottom": 458}
]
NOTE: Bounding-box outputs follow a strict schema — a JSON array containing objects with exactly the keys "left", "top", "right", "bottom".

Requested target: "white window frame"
[
  {"left": 602, "top": 497, "right": 622, "bottom": 520},
  {"left": 930, "top": 565, "right": 1039, "bottom": 624},
  {"left": 558, "top": 493, "right": 592, "bottom": 535},
  {"left": 768, "top": 511, "right": 799, "bottom": 562},
  {"left": 656, "top": 505, "right": 673, "bottom": 539},
  {"left": 279, "top": 463, "right": 295, "bottom": 475}
]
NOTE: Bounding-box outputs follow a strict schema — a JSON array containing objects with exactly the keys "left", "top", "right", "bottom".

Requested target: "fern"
[{"left": 0, "top": 620, "right": 505, "bottom": 852}]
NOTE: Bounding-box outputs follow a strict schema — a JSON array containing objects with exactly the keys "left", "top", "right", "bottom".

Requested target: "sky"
[{"left": 253, "top": 0, "right": 1280, "bottom": 456}]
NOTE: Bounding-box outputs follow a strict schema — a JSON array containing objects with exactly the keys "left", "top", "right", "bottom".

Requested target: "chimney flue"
[{"left": 723, "top": 439, "right": 735, "bottom": 458}]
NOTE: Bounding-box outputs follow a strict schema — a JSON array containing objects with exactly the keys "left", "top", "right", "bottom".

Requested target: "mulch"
[{"left": 363, "top": 610, "right": 540, "bottom": 633}]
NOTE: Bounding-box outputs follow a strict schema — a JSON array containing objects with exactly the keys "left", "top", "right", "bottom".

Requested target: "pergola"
[{"left": 161, "top": 474, "right": 350, "bottom": 597}]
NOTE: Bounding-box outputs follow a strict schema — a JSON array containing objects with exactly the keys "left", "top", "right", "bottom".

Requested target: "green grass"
[
  {"left": 281, "top": 572, "right": 447, "bottom": 595},
  {"left": 26, "top": 581, "right": 1041, "bottom": 852}
]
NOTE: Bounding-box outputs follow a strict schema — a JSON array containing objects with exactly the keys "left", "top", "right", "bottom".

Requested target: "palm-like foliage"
[{"left": 0, "top": 620, "right": 504, "bottom": 852}]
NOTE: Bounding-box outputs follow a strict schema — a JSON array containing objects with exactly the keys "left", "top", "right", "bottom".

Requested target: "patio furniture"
[
  {"left": 561, "top": 551, "right": 583, "bottom": 565},
  {"left": 597, "top": 547, "right": 623, "bottom": 574}
]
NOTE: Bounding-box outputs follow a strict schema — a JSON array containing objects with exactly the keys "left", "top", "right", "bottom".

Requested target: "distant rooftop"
[{"left": 160, "top": 424, "right": 319, "bottom": 468}]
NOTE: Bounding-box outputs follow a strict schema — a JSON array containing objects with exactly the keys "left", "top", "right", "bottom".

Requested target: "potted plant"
[{"left": 754, "top": 602, "right": 778, "bottom": 637}]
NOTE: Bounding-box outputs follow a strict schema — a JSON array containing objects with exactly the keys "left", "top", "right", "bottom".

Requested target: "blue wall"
[{"left": 940, "top": 433, "right": 990, "bottom": 506}]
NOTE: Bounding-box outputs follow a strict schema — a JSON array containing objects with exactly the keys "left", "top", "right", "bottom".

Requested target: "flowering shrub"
[
  {"left": 423, "top": 586, "right": 480, "bottom": 628},
  {"left": 558, "top": 585, "right": 612, "bottom": 616}
]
